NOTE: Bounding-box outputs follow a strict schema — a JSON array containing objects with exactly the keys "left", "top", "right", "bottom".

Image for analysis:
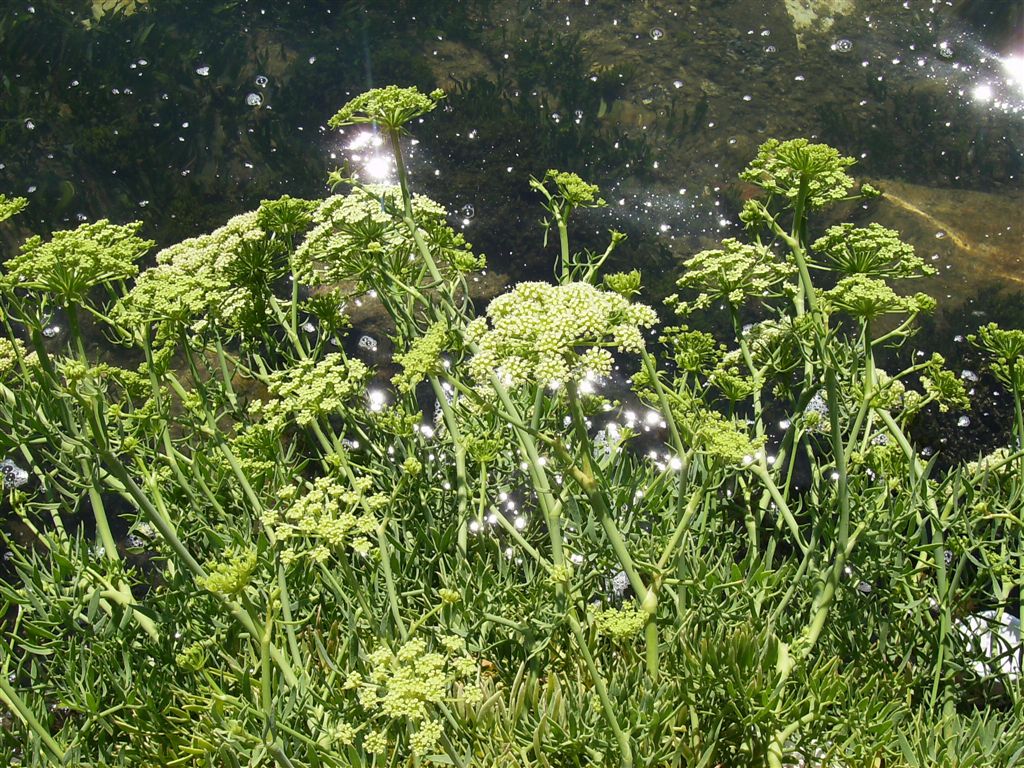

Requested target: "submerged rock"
[
  {"left": 865, "top": 179, "right": 1024, "bottom": 301},
  {"left": 784, "top": 0, "right": 855, "bottom": 46}
]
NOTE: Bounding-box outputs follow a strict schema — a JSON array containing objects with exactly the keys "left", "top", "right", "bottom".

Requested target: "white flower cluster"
[{"left": 467, "top": 281, "right": 657, "bottom": 388}]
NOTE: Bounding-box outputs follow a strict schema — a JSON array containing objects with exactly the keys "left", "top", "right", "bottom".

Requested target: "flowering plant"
[{"left": 0, "top": 87, "right": 1021, "bottom": 768}]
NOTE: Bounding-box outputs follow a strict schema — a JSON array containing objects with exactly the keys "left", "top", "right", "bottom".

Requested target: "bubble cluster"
[{"left": 0, "top": 459, "right": 29, "bottom": 490}]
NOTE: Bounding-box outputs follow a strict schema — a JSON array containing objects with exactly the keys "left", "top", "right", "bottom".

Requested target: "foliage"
[{"left": 0, "top": 90, "right": 1022, "bottom": 768}]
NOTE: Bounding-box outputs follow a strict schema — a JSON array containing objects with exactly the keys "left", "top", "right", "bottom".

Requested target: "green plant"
[{"left": 0, "top": 87, "right": 1021, "bottom": 767}]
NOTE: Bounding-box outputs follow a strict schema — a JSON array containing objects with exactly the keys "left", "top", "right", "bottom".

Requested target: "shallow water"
[{"left": 1, "top": 1, "right": 1022, "bottom": 327}]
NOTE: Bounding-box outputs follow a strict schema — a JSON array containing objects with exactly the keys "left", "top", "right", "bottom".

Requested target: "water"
[{"left": 0, "top": 2, "right": 1021, "bottom": 374}]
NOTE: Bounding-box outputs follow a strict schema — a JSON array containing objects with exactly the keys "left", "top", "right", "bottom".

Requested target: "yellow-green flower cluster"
[
  {"left": 592, "top": 606, "right": 647, "bottom": 640},
  {"left": 965, "top": 447, "right": 1016, "bottom": 479},
  {"left": 869, "top": 370, "right": 908, "bottom": 411},
  {"left": 541, "top": 169, "right": 606, "bottom": 208},
  {"left": 353, "top": 636, "right": 477, "bottom": 758},
  {"left": 824, "top": 275, "right": 935, "bottom": 320},
  {"left": 392, "top": 322, "right": 449, "bottom": 394},
  {"left": 660, "top": 326, "right": 723, "bottom": 374},
  {"left": 256, "top": 195, "right": 317, "bottom": 238},
  {"left": 293, "top": 186, "right": 451, "bottom": 285},
  {"left": 117, "top": 211, "right": 270, "bottom": 338},
  {"left": 698, "top": 411, "right": 765, "bottom": 465},
  {"left": 196, "top": 546, "right": 258, "bottom": 597},
  {"left": 467, "top": 281, "right": 657, "bottom": 387},
  {"left": 320, "top": 720, "right": 356, "bottom": 748},
  {"left": 0, "top": 337, "right": 32, "bottom": 380},
  {"left": 373, "top": 639, "right": 449, "bottom": 718},
  {"left": 4, "top": 220, "right": 151, "bottom": 304},
  {"left": 669, "top": 239, "right": 794, "bottom": 314},
  {"left": 327, "top": 85, "right": 445, "bottom": 131},
  {"left": 708, "top": 364, "right": 758, "bottom": 402},
  {"left": 921, "top": 355, "right": 970, "bottom": 413},
  {"left": 363, "top": 729, "right": 388, "bottom": 754},
  {"left": 264, "top": 475, "right": 380, "bottom": 564},
  {"left": 812, "top": 223, "right": 933, "bottom": 279},
  {"left": 740, "top": 138, "right": 856, "bottom": 208},
  {"left": 0, "top": 194, "right": 28, "bottom": 222},
  {"left": 970, "top": 323, "right": 1024, "bottom": 389},
  {"left": 603, "top": 270, "right": 642, "bottom": 298},
  {"left": 409, "top": 718, "right": 444, "bottom": 756},
  {"left": 253, "top": 353, "right": 369, "bottom": 429}
]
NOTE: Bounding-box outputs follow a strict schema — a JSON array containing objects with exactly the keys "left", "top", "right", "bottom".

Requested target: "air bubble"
[
  {"left": 195, "top": 66, "right": 210, "bottom": 76},
  {"left": 649, "top": 27, "right": 664, "bottom": 41},
  {"left": 255, "top": 74, "right": 269, "bottom": 88},
  {"left": 0, "top": 459, "right": 29, "bottom": 489},
  {"left": 246, "top": 92, "right": 263, "bottom": 107},
  {"left": 357, "top": 335, "right": 378, "bottom": 353},
  {"left": 460, "top": 204, "right": 475, "bottom": 219},
  {"left": 831, "top": 38, "right": 853, "bottom": 53}
]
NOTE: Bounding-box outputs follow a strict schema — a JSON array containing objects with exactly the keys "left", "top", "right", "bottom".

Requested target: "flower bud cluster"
[
  {"left": 264, "top": 474, "right": 380, "bottom": 564},
  {"left": 328, "top": 85, "right": 445, "bottom": 131},
  {"left": 0, "top": 193, "right": 28, "bottom": 222},
  {"left": 4, "top": 220, "right": 151, "bottom": 305},
  {"left": 252, "top": 353, "right": 369, "bottom": 429},
  {"left": 812, "top": 223, "right": 932, "bottom": 279},
  {"left": 117, "top": 211, "right": 269, "bottom": 339},
  {"left": 295, "top": 185, "right": 482, "bottom": 287},
  {"left": 824, "top": 275, "right": 934, "bottom": 320},
  {"left": 196, "top": 546, "right": 258, "bottom": 596},
  {"left": 740, "top": 138, "right": 856, "bottom": 209},
  {"left": 0, "top": 337, "right": 33, "bottom": 381},
  {"left": 670, "top": 239, "right": 794, "bottom": 314},
  {"left": 348, "top": 635, "right": 479, "bottom": 758},
  {"left": 392, "top": 322, "right": 449, "bottom": 394},
  {"left": 592, "top": 606, "right": 647, "bottom": 640}
]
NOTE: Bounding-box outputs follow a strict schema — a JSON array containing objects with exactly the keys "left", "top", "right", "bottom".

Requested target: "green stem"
[
  {"left": 430, "top": 376, "right": 470, "bottom": 557},
  {"left": 0, "top": 672, "right": 65, "bottom": 762},
  {"left": 565, "top": 611, "right": 633, "bottom": 768}
]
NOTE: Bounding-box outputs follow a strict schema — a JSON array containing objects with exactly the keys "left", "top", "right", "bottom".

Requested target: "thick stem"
[
  {"left": 0, "top": 672, "right": 65, "bottom": 762},
  {"left": 565, "top": 611, "right": 634, "bottom": 768},
  {"left": 430, "top": 376, "right": 470, "bottom": 556}
]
